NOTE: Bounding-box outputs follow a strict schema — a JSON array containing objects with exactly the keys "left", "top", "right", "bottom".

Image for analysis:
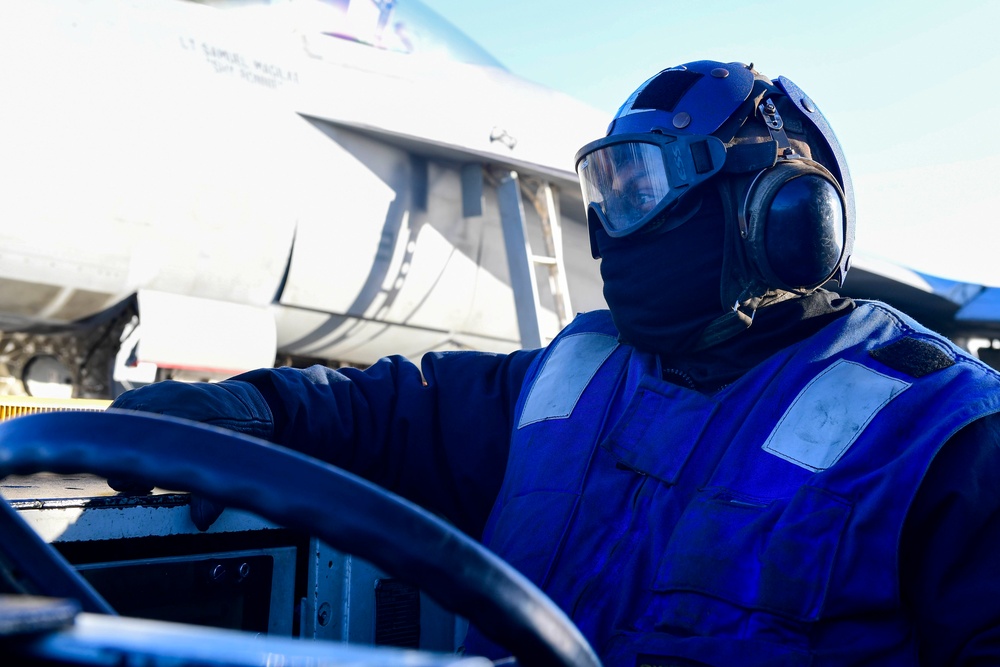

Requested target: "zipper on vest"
[{"left": 661, "top": 367, "right": 698, "bottom": 389}]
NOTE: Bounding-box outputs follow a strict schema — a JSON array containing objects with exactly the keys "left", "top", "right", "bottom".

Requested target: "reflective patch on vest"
[
  {"left": 762, "top": 359, "right": 910, "bottom": 472},
  {"left": 518, "top": 332, "right": 619, "bottom": 428}
]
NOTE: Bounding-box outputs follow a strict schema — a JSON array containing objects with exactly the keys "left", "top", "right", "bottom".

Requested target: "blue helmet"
[{"left": 575, "top": 60, "right": 855, "bottom": 307}]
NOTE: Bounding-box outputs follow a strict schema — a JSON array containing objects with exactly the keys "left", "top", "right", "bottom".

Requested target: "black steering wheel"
[{"left": 0, "top": 410, "right": 601, "bottom": 667}]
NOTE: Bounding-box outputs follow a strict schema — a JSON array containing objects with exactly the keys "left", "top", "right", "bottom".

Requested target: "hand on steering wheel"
[{"left": 0, "top": 410, "right": 601, "bottom": 667}]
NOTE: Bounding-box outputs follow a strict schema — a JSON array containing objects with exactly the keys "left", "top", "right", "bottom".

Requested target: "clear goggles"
[{"left": 574, "top": 132, "right": 727, "bottom": 238}]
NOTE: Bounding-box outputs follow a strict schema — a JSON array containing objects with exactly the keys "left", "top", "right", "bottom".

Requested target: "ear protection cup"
[{"left": 739, "top": 159, "right": 847, "bottom": 292}]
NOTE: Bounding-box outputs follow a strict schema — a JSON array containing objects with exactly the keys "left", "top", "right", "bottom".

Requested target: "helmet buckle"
[
  {"left": 758, "top": 98, "right": 797, "bottom": 158},
  {"left": 732, "top": 297, "right": 757, "bottom": 327},
  {"left": 759, "top": 99, "right": 783, "bottom": 130}
]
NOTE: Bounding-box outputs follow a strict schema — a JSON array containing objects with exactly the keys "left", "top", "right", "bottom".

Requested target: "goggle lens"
[{"left": 577, "top": 141, "right": 674, "bottom": 237}]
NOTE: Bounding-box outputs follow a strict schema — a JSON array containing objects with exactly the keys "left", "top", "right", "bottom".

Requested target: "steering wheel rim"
[{"left": 0, "top": 410, "right": 601, "bottom": 667}]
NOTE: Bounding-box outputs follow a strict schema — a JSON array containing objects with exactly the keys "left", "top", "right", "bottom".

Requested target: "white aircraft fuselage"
[
  {"left": 0, "top": 0, "right": 609, "bottom": 396},
  {"left": 3, "top": 0, "right": 998, "bottom": 398}
]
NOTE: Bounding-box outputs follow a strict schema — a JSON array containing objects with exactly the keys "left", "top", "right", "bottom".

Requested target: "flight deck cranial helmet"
[{"left": 575, "top": 60, "right": 855, "bottom": 315}]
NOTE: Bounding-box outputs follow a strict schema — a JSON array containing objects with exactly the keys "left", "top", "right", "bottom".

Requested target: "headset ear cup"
[{"left": 742, "top": 160, "right": 846, "bottom": 292}]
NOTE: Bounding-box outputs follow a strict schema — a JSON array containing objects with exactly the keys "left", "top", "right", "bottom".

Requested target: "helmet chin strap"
[
  {"left": 691, "top": 298, "right": 757, "bottom": 352},
  {"left": 691, "top": 289, "right": 799, "bottom": 352}
]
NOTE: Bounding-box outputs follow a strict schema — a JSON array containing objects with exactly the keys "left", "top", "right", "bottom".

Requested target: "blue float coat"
[
  {"left": 467, "top": 303, "right": 1000, "bottom": 664},
  {"left": 113, "top": 300, "right": 1000, "bottom": 665}
]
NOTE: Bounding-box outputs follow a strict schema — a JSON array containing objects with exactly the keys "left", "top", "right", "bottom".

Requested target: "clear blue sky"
[{"left": 419, "top": 0, "right": 1000, "bottom": 286}]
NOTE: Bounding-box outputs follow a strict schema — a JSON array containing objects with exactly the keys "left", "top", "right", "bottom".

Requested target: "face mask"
[{"left": 595, "top": 191, "right": 726, "bottom": 355}]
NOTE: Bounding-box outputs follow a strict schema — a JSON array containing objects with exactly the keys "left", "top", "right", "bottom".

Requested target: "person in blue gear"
[{"left": 109, "top": 61, "right": 1000, "bottom": 665}]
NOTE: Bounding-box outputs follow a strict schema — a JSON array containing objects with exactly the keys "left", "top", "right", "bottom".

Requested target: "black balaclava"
[{"left": 595, "top": 188, "right": 727, "bottom": 355}]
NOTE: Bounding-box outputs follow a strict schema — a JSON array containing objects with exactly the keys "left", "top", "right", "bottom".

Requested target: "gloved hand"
[
  {"left": 106, "top": 379, "right": 274, "bottom": 531},
  {"left": 107, "top": 476, "right": 226, "bottom": 531},
  {"left": 189, "top": 496, "right": 227, "bottom": 532},
  {"left": 108, "top": 379, "right": 274, "bottom": 439}
]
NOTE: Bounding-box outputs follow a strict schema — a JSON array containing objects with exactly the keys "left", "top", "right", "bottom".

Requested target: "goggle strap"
[
  {"left": 722, "top": 141, "right": 779, "bottom": 174},
  {"left": 690, "top": 140, "right": 719, "bottom": 174},
  {"left": 713, "top": 78, "right": 777, "bottom": 143},
  {"left": 673, "top": 135, "right": 728, "bottom": 183}
]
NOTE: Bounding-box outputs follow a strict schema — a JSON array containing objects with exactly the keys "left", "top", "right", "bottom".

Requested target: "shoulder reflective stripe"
[
  {"left": 762, "top": 359, "right": 911, "bottom": 472},
  {"left": 517, "top": 333, "right": 619, "bottom": 428}
]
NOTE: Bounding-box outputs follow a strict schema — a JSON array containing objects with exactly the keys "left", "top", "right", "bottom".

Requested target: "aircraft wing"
[{"left": 840, "top": 253, "right": 1000, "bottom": 341}]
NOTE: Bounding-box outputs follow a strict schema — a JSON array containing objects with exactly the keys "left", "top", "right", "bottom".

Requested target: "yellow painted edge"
[{"left": 0, "top": 396, "right": 111, "bottom": 422}]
